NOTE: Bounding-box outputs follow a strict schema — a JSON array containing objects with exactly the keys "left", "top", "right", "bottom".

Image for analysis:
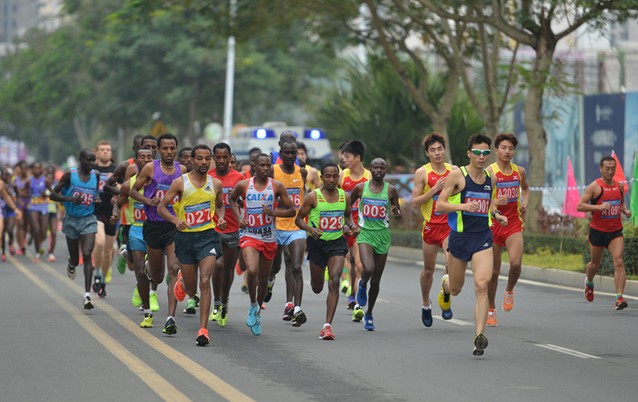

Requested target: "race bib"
[
  {"left": 319, "top": 210, "right": 344, "bottom": 232},
  {"left": 361, "top": 198, "right": 387, "bottom": 220},
  {"left": 184, "top": 202, "right": 212, "bottom": 229}
]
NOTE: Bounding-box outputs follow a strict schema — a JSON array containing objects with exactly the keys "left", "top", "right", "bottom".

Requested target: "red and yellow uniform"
[
  {"left": 590, "top": 178, "right": 623, "bottom": 233},
  {"left": 421, "top": 163, "right": 452, "bottom": 247},
  {"left": 340, "top": 168, "right": 371, "bottom": 247},
  {"left": 209, "top": 169, "right": 245, "bottom": 234},
  {"left": 490, "top": 162, "right": 524, "bottom": 246}
]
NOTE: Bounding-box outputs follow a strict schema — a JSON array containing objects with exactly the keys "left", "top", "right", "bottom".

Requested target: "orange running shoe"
[
  {"left": 502, "top": 290, "right": 514, "bottom": 312},
  {"left": 319, "top": 325, "right": 335, "bottom": 340},
  {"left": 615, "top": 296, "right": 628, "bottom": 310},
  {"left": 584, "top": 279, "right": 594, "bottom": 302},
  {"left": 174, "top": 270, "right": 186, "bottom": 302},
  {"left": 486, "top": 308, "right": 498, "bottom": 327},
  {"left": 196, "top": 328, "right": 210, "bottom": 346}
]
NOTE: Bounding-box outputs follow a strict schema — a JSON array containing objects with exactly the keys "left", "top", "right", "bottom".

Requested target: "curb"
[{"left": 388, "top": 246, "right": 638, "bottom": 298}]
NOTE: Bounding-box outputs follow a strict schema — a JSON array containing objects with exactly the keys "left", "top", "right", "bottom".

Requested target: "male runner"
[
  {"left": 26, "top": 162, "right": 53, "bottom": 261},
  {"left": 486, "top": 133, "right": 529, "bottom": 326},
  {"left": 339, "top": 140, "right": 370, "bottom": 319},
  {"left": 295, "top": 162, "right": 357, "bottom": 340},
  {"left": 0, "top": 178, "right": 23, "bottom": 259},
  {"left": 1, "top": 167, "right": 19, "bottom": 260},
  {"left": 350, "top": 158, "right": 401, "bottom": 331},
  {"left": 13, "top": 160, "right": 30, "bottom": 255},
  {"left": 178, "top": 147, "right": 194, "bottom": 172},
  {"left": 50, "top": 149, "right": 100, "bottom": 309},
  {"left": 228, "top": 153, "right": 296, "bottom": 336},
  {"left": 436, "top": 134, "right": 507, "bottom": 356},
  {"left": 91, "top": 140, "right": 118, "bottom": 297},
  {"left": 411, "top": 132, "right": 454, "bottom": 327},
  {"left": 130, "top": 133, "right": 186, "bottom": 334},
  {"left": 270, "top": 141, "right": 308, "bottom": 326},
  {"left": 45, "top": 165, "right": 60, "bottom": 262},
  {"left": 160, "top": 144, "right": 226, "bottom": 346},
  {"left": 207, "top": 143, "right": 245, "bottom": 326},
  {"left": 577, "top": 156, "right": 631, "bottom": 310}
]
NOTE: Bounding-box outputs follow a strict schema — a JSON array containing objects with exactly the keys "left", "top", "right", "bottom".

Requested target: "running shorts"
[
  {"left": 276, "top": 229, "right": 307, "bottom": 247},
  {"left": 239, "top": 237, "right": 277, "bottom": 261},
  {"left": 128, "top": 225, "right": 146, "bottom": 253},
  {"left": 306, "top": 236, "right": 348, "bottom": 268},
  {"left": 63, "top": 214, "right": 97, "bottom": 240},
  {"left": 143, "top": 221, "right": 177, "bottom": 250},
  {"left": 344, "top": 233, "right": 357, "bottom": 248},
  {"left": 96, "top": 213, "right": 118, "bottom": 236},
  {"left": 422, "top": 223, "right": 450, "bottom": 248},
  {"left": 588, "top": 227, "right": 623, "bottom": 248},
  {"left": 357, "top": 229, "right": 391, "bottom": 254},
  {"left": 447, "top": 230, "right": 493, "bottom": 262},
  {"left": 219, "top": 231, "right": 240, "bottom": 249},
  {"left": 491, "top": 219, "right": 523, "bottom": 247},
  {"left": 175, "top": 229, "right": 222, "bottom": 265}
]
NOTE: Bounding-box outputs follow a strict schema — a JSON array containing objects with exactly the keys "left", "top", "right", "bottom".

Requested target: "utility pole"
[{"left": 222, "top": 0, "right": 236, "bottom": 143}]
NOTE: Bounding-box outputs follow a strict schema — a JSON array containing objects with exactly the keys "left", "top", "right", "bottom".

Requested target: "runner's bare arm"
[
  {"left": 213, "top": 178, "right": 226, "bottom": 230},
  {"left": 129, "top": 163, "right": 155, "bottom": 206},
  {"left": 157, "top": 177, "right": 186, "bottom": 230},
  {"left": 294, "top": 192, "right": 320, "bottom": 239},
  {"left": 228, "top": 180, "right": 248, "bottom": 228}
]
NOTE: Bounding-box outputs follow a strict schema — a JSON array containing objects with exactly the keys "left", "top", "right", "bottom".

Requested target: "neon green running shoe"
[
  {"left": 116, "top": 256, "right": 127, "bottom": 275},
  {"left": 149, "top": 293, "right": 160, "bottom": 312},
  {"left": 209, "top": 305, "right": 221, "bottom": 321},
  {"left": 131, "top": 287, "right": 142, "bottom": 307},
  {"left": 324, "top": 267, "right": 329, "bottom": 281},
  {"left": 218, "top": 306, "right": 228, "bottom": 327},
  {"left": 140, "top": 313, "right": 153, "bottom": 328},
  {"left": 184, "top": 298, "right": 198, "bottom": 314},
  {"left": 352, "top": 307, "right": 364, "bottom": 322},
  {"left": 341, "top": 279, "right": 351, "bottom": 296}
]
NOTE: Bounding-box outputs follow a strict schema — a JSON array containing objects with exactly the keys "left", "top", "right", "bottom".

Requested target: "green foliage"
[{"left": 315, "top": 52, "right": 483, "bottom": 168}]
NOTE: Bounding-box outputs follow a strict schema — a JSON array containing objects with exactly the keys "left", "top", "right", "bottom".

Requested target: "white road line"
[
  {"left": 433, "top": 316, "right": 473, "bottom": 326},
  {"left": 536, "top": 344, "right": 601, "bottom": 359}
]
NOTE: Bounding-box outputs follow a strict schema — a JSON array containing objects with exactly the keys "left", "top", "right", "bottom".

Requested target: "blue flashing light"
[
  {"left": 252, "top": 128, "right": 276, "bottom": 139},
  {"left": 304, "top": 129, "right": 325, "bottom": 139}
]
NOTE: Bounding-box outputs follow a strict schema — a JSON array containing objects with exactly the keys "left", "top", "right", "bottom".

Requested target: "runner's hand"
[
  {"left": 599, "top": 201, "right": 611, "bottom": 211},
  {"left": 174, "top": 220, "right": 189, "bottom": 231},
  {"left": 309, "top": 228, "right": 322, "bottom": 240},
  {"left": 217, "top": 217, "right": 227, "bottom": 230}
]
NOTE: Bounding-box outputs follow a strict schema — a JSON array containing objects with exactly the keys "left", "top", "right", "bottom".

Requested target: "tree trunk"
[
  {"left": 186, "top": 98, "right": 197, "bottom": 147},
  {"left": 524, "top": 36, "right": 554, "bottom": 233},
  {"left": 73, "top": 116, "right": 89, "bottom": 149}
]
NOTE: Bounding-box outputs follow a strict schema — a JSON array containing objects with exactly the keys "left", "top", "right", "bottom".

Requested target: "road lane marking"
[
  {"left": 9, "top": 256, "right": 190, "bottom": 402},
  {"left": 536, "top": 344, "right": 601, "bottom": 359},
  {"left": 31, "top": 258, "right": 255, "bottom": 402},
  {"left": 433, "top": 316, "right": 473, "bottom": 326}
]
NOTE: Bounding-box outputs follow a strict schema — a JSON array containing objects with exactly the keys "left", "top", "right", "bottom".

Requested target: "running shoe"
[
  {"left": 438, "top": 274, "right": 453, "bottom": 320},
  {"left": 261, "top": 302, "right": 267, "bottom": 310},
  {"left": 140, "top": 313, "right": 154, "bottom": 328},
  {"left": 235, "top": 261, "right": 242, "bottom": 275},
  {"left": 162, "top": 317, "right": 177, "bottom": 335},
  {"left": 67, "top": 261, "right": 76, "bottom": 280},
  {"left": 250, "top": 315, "right": 262, "bottom": 336},
  {"left": 584, "top": 279, "right": 594, "bottom": 302},
  {"left": 241, "top": 284, "right": 249, "bottom": 294},
  {"left": 92, "top": 275, "right": 102, "bottom": 294},
  {"left": 184, "top": 298, "right": 198, "bottom": 315},
  {"left": 9, "top": 245, "right": 15, "bottom": 256},
  {"left": 116, "top": 254, "right": 127, "bottom": 275},
  {"left": 340, "top": 279, "right": 351, "bottom": 295},
  {"left": 421, "top": 305, "right": 433, "bottom": 328},
  {"left": 615, "top": 296, "right": 628, "bottom": 310},
  {"left": 105, "top": 269, "right": 112, "bottom": 284},
  {"left": 319, "top": 325, "right": 335, "bottom": 340},
  {"left": 47, "top": 253, "right": 56, "bottom": 262},
  {"left": 352, "top": 306, "right": 364, "bottom": 322},
  {"left": 502, "top": 290, "right": 514, "bottom": 312},
  {"left": 1, "top": 254, "right": 5, "bottom": 262},
  {"left": 196, "top": 328, "right": 210, "bottom": 346},
  {"left": 486, "top": 308, "right": 498, "bottom": 327},
  {"left": 325, "top": 267, "right": 329, "bottom": 282},
  {"left": 347, "top": 295, "right": 356, "bottom": 310},
  {"left": 131, "top": 287, "right": 142, "bottom": 307},
  {"left": 208, "top": 305, "right": 221, "bottom": 321},
  {"left": 83, "top": 295, "right": 94, "bottom": 310},
  {"left": 356, "top": 278, "right": 367, "bottom": 307},
  {"left": 193, "top": 293, "right": 200, "bottom": 307},
  {"left": 282, "top": 302, "right": 294, "bottom": 321},
  {"left": 218, "top": 306, "right": 228, "bottom": 327},
  {"left": 149, "top": 293, "right": 160, "bottom": 312},
  {"left": 363, "top": 315, "right": 375, "bottom": 331},
  {"left": 34, "top": 252, "right": 41, "bottom": 262},
  {"left": 98, "top": 283, "right": 107, "bottom": 298},
  {"left": 473, "top": 333, "right": 488, "bottom": 356},
  {"left": 16, "top": 248, "right": 24, "bottom": 256},
  {"left": 292, "top": 310, "right": 307, "bottom": 327},
  {"left": 174, "top": 270, "right": 186, "bottom": 302},
  {"left": 246, "top": 304, "right": 259, "bottom": 327},
  {"left": 264, "top": 280, "right": 274, "bottom": 303}
]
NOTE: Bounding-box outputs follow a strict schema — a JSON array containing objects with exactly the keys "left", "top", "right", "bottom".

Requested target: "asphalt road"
[{"left": 1, "top": 248, "right": 637, "bottom": 402}]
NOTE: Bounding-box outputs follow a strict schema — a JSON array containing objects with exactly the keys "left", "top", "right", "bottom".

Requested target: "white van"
[{"left": 226, "top": 122, "right": 333, "bottom": 165}]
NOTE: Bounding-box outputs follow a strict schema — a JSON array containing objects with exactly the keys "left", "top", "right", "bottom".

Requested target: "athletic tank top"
[
  {"left": 144, "top": 160, "right": 181, "bottom": 222},
  {"left": 273, "top": 164, "right": 304, "bottom": 231},
  {"left": 448, "top": 166, "right": 492, "bottom": 233},
  {"left": 94, "top": 164, "right": 116, "bottom": 216},
  {"left": 176, "top": 174, "right": 217, "bottom": 233},
  {"left": 420, "top": 163, "right": 452, "bottom": 226},
  {"left": 130, "top": 176, "right": 146, "bottom": 227},
  {"left": 208, "top": 169, "right": 245, "bottom": 233},
  {"left": 28, "top": 175, "right": 48, "bottom": 212},
  {"left": 242, "top": 177, "right": 276, "bottom": 242},
  {"left": 341, "top": 168, "right": 371, "bottom": 224},
  {"left": 359, "top": 182, "right": 390, "bottom": 231},
  {"left": 490, "top": 162, "right": 523, "bottom": 226},
  {"left": 308, "top": 188, "right": 346, "bottom": 241},
  {"left": 62, "top": 168, "right": 98, "bottom": 218},
  {"left": 590, "top": 178, "right": 623, "bottom": 233}
]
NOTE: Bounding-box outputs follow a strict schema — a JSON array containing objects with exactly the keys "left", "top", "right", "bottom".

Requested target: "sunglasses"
[{"left": 470, "top": 149, "right": 491, "bottom": 156}]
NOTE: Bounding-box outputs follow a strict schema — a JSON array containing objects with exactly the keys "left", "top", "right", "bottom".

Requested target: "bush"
[
  {"left": 390, "top": 230, "right": 422, "bottom": 249},
  {"left": 524, "top": 233, "right": 586, "bottom": 255}
]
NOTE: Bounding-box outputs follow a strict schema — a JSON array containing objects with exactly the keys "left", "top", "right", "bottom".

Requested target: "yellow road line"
[
  {"left": 31, "top": 258, "right": 255, "bottom": 402},
  {"left": 9, "top": 256, "right": 190, "bottom": 402}
]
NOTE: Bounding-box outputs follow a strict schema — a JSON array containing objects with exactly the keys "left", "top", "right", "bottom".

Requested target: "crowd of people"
[{"left": 0, "top": 130, "right": 630, "bottom": 355}]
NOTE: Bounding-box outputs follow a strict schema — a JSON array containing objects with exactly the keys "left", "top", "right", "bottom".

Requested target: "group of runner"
[{"left": 0, "top": 129, "right": 630, "bottom": 355}]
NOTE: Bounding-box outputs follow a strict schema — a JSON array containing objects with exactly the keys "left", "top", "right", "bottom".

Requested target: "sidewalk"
[{"left": 389, "top": 246, "right": 638, "bottom": 298}]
